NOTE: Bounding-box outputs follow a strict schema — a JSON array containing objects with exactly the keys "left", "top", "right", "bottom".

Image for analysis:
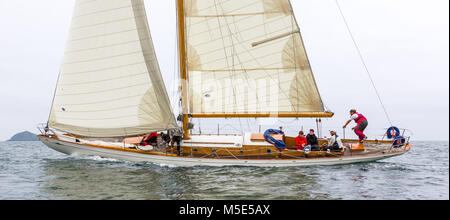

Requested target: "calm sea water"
[{"left": 0, "top": 141, "right": 448, "bottom": 200}]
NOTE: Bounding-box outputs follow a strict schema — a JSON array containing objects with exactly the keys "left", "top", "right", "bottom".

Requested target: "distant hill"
[{"left": 8, "top": 131, "right": 39, "bottom": 142}]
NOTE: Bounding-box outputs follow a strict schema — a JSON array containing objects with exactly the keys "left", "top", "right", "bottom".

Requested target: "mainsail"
[
  {"left": 182, "top": 0, "right": 326, "bottom": 116},
  {"left": 49, "top": 0, "right": 177, "bottom": 137}
]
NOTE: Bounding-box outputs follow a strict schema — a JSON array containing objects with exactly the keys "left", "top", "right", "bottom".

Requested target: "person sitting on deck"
[
  {"left": 141, "top": 132, "right": 158, "bottom": 146},
  {"left": 343, "top": 109, "right": 369, "bottom": 143},
  {"left": 295, "top": 131, "right": 309, "bottom": 151},
  {"left": 325, "top": 130, "right": 344, "bottom": 152},
  {"left": 161, "top": 132, "right": 171, "bottom": 145},
  {"left": 393, "top": 136, "right": 406, "bottom": 148},
  {"left": 306, "top": 129, "right": 320, "bottom": 151}
]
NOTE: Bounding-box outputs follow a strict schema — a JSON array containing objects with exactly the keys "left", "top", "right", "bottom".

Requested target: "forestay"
[
  {"left": 49, "top": 0, "right": 177, "bottom": 137},
  {"left": 183, "top": 0, "right": 325, "bottom": 115}
]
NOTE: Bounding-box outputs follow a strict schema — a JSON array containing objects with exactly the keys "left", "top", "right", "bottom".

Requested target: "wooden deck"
[{"left": 39, "top": 134, "right": 402, "bottom": 161}]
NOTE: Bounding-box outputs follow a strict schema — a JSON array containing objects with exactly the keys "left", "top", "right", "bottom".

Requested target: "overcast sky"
[{"left": 0, "top": 0, "right": 448, "bottom": 141}]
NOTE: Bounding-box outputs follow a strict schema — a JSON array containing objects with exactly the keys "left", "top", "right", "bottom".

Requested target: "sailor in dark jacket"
[
  {"left": 170, "top": 128, "right": 184, "bottom": 156},
  {"left": 306, "top": 129, "right": 320, "bottom": 151}
]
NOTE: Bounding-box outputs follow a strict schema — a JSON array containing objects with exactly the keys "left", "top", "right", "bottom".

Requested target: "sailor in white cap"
[{"left": 326, "top": 130, "right": 344, "bottom": 152}]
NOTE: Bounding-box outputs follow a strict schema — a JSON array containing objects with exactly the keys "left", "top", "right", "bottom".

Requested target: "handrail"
[{"left": 37, "top": 123, "right": 56, "bottom": 136}]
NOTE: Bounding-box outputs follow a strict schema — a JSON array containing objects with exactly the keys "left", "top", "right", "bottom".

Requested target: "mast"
[{"left": 177, "top": 0, "right": 190, "bottom": 140}]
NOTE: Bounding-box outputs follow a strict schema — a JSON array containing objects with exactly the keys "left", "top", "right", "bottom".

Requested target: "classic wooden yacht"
[{"left": 38, "top": 0, "right": 412, "bottom": 167}]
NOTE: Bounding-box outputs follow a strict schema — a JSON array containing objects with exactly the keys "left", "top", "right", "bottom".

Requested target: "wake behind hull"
[{"left": 38, "top": 136, "right": 411, "bottom": 167}]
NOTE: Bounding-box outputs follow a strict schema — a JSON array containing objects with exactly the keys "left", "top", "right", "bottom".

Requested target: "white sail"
[
  {"left": 49, "top": 0, "right": 177, "bottom": 137},
  {"left": 183, "top": 0, "right": 325, "bottom": 115}
]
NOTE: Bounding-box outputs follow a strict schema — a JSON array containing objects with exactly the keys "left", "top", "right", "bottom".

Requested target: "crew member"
[
  {"left": 141, "top": 132, "right": 158, "bottom": 146},
  {"left": 170, "top": 128, "right": 184, "bottom": 156},
  {"left": 295, "top": 131, "right": 308, "bottom": 151},
  {"left": 326, "top": 130, "right": 344, "bottom": 152},
  {"left": 306, "top": 129, "right": 319, "bottom": 151},
  {"left": 343, "top": 109, "right": 369, "bottom": 143}
]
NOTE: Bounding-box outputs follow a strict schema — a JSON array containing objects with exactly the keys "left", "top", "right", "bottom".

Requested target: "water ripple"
[{"left": 0, "top": 141, "right": 448, "bottom": 200}]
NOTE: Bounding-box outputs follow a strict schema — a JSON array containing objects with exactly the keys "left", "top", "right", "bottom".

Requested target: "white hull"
[{"left": 39, "top": 136, "right": 410, "bottom": 167}]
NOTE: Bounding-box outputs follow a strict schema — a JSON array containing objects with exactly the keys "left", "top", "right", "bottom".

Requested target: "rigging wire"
[{"left": 334, "top": 0, "right": 394, "bottom": 127}]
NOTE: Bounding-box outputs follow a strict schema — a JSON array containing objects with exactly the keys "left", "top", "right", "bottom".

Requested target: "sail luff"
[
  {"left": 133, "top": 0, "right": 178, "bottom": 131},
  {"left": 49, "top": 0, "right": 177, "bottom": 137},
  {"left": 287, "top": 0, "right": 326, "bottom": 113}
]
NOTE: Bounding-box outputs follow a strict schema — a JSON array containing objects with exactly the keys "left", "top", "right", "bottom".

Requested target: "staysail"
[
  {"left": 49, "top": 0, "right": 177, "bottom": 137},
  {"left": 182, "top": 0, "right": 327, "bottom": 116}
]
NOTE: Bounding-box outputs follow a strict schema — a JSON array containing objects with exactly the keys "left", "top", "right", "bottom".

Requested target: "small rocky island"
[{"left": 8, "top": 131, "right": 39, "bottom": 142}]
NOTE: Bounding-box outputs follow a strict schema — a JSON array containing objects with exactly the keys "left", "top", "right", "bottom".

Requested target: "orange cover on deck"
[
  {"left": 350, "top": 143, "right": 366, "bottom": 152},
  {"left": 251, "top": 133, "right": 284, "bottom": 142},
  {"left": 123, "top": 136, "right": 145, "bottom": 145}
]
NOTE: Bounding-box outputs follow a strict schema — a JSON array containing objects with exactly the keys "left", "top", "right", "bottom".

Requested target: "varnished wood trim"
[{"left": 190, "top": 112, "right": 335, "bottom": 118}]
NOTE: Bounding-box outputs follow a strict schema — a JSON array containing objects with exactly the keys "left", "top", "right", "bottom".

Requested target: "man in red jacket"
[
  {"left": 141, "top": 132, "right": 158, "bottom": 146},
  {"left": 295, "top": 131, "right": 308, "bottom": 151}
]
